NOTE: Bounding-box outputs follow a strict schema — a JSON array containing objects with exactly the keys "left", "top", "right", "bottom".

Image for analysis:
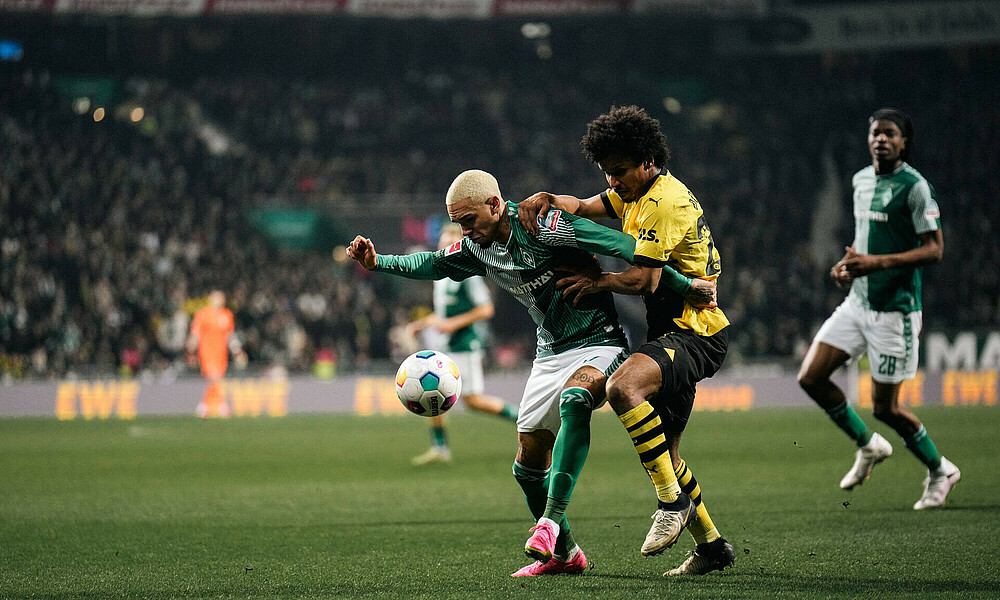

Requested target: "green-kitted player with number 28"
[{"left": 797, "top": 108, "right": 960, "bottom": 511}]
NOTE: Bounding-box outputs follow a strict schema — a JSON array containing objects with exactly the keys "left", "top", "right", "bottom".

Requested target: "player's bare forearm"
[
  {"left": 559, "top": 265, "right": 656, "bottom": 300},
  {"left": 592, "top": 266, "right": 658, "bottom": 296},
  {"left": 437, "top": 303, "right": 494, "bottom": 334},
  {"left": 406, "top": 314, "right": 438, "bottom": 336},
  {"left": 842, "top": 231, "right": 942, "bottom": 277},
  {"left": 878, "top": 230, "right": 944, "bottom": 269}
]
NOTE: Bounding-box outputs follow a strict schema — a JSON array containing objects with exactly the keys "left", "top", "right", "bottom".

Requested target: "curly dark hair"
[{"left": 580, "top": 105, "right": 671, "bottom": 168}]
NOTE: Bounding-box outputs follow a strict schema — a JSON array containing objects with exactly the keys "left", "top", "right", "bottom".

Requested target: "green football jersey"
[
  {"left": 849, "top": 163, "right": 941, "bottom": 313},
  {"left": 376, "top": 201, "right": 634, "bottom": 358},
  {"left": 434, "top": 277, "right": 490, "bottom": 353}
]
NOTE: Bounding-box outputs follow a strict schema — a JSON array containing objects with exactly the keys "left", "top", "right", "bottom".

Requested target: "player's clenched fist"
[{"left": 347, "top": 235, "right": 378, "bottom": 270}]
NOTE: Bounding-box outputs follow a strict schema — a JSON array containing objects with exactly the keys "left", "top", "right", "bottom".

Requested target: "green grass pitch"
[{"left": 2, "top": 406, "right": 999, "bottom": 599}]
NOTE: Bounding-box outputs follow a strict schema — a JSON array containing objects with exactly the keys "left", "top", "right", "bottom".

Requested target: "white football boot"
[
  {"left": 664, "top": 538, "right": 736, "bottom": 576},
  {"left": 411, "top": 446, "right": 452, "bottom": 466},
  {"left": 840, "top": 432, "right": 893, "bottom": 490},
  {"left": 913, "top": 457, "right": 961, "bottom": 510},
  {"left": 641, "top": 493, "right": 696, "bottom": 556}
]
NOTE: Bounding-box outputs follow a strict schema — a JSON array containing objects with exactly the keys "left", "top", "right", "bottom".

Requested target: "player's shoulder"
[
  {"left": 899, "top": 163, "right": 930, "bottom": 186},
  {"left": 852, "top": 165, "right": 875, "bottom": 183},
  {"left": 642, "top": 173, "right": 698, "bottom": 215},
  {"left": 442, "top": 237, "right": 465, "bottom": 257}
]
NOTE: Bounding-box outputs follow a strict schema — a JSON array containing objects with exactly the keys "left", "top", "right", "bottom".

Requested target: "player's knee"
[
  {"left": 797, "top": 369, "right": 824, "bottom": 393},
  {"left": 605, "top": 377, "right": 630, "bottom": 412},
  {"left": 516, "top": 432, "right": 553, "bottom": 470}
]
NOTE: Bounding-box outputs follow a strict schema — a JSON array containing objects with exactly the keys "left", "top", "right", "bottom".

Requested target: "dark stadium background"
[
  {"left": 1, "top": 0, "right": 997, "bottom": 382},
  {"left": 2, "top": 3, "right": 1000, "bottom": 598}
]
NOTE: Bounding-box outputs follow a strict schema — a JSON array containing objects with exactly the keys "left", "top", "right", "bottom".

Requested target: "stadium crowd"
[{"left": 1, "top": 43, "right": 997, "bottom": 379}]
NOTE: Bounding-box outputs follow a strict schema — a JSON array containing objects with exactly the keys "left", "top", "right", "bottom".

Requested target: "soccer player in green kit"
[
  {"left": 348, "top": 169, "right": 704, "bottom": 577},
  {"left": 798, "top": 108, "right": 960, "bottom": 510},
  {"left": 407, "top": 223, "right": 518, "bottom": 465}
]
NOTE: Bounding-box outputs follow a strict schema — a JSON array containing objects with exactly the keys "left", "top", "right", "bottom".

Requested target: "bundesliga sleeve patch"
[
  {"left": 538, "top": 210, "right": 562, "bottom": 232},
  {"left": 445, "top": 240, "right": 462, "bottom": 255}
]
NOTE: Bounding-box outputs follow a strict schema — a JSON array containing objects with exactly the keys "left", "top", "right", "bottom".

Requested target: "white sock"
[{"left": 537, "top": 516, "right": 560, "bottom": 538}]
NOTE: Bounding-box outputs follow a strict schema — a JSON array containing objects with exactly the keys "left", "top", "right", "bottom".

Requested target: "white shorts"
[
  {"left": 449, "top": 349, "right": 485, "bottom": 396},
  {"left": 516, "top": 345, "right": 628, "bottom": 434},
  {"left": 814, "top": 297, "right": 922, "bottom": 384}
]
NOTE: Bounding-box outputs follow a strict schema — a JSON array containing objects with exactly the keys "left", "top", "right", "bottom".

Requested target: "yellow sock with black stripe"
[
  {"left": 619, "top": 402, "right": 680, "bottom": 503},
  {"left": 674, "top": 458, "right": 720, "bottom": 545}
]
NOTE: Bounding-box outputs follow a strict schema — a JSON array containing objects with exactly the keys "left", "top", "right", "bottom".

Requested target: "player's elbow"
[{"left": 480, "top": 303, "right": 495, "bottom": 319}]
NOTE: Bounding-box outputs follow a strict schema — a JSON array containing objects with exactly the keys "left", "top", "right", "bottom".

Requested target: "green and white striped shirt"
[
  {"left": 376, "top": 202, "right": 633, "bottom": 357},
  {"left": 849, "top": 163, "right": 941, "bottom": 313}
]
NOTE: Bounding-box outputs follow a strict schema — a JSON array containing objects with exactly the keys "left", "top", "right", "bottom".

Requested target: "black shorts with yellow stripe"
[{"left": 637, "top": 327, "right": 728, "bottom": 433}]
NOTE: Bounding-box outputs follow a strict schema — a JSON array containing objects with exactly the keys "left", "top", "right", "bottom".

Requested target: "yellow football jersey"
[{"left": 603, "top": 171, "right": 729, "bottom": 338}]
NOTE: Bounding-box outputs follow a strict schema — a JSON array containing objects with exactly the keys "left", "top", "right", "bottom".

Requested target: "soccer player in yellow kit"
[{"left": 519, "top": 105, "right": 734, "bottom": 576}]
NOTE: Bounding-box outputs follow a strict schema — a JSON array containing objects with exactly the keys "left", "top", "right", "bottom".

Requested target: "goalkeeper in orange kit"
[{"left": 187, "top": 290, "right": 244, "bottom": 418}]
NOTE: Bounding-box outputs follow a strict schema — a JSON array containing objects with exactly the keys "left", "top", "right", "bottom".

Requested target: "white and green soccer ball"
[{"left": 395, "top": 350, "right": 462, "bottom": 417}]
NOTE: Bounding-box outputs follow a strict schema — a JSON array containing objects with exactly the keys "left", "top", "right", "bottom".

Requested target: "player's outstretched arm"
[
  {"left": 347, "top": 235, "right": 378, "bottom": 270},
  {"left": 518, "top": 192, "right": 608, "bottom": 235},
  {"left": 350, "top": 235, "right": 480, "bottom": 281}
]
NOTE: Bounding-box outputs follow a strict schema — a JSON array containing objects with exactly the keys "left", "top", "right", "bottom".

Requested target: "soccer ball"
[{"left": 395, "top": 350, "right": 462, "bottom": 417}]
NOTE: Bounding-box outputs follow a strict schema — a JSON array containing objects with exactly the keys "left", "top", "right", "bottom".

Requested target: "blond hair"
[{"left": 445, "top": 169, "right": 501, "bottom": 206}]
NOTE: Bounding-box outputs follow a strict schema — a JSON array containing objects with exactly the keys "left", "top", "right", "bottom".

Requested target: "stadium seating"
[{"left": 1, "top": 40, "right": 996, "bottom": 378}]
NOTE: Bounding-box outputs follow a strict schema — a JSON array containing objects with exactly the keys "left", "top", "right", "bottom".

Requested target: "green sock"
[
  {"left": 512, "top": 462, "right": 575, "bottom": 556},
  {"left": 431, "top": 426, "right": 447, "bottom": 448},
  {"left": 542, "top": 388, "right": 593, "bottom": 555},
  {"left": 825, "top": 402, "right": 872, "bottom": 447},
  {"left": 904, "top": 425, "right": 942, "bottom": 470},
  {"left": 499, "top": 405, "right": 518, "bottom": 422}
]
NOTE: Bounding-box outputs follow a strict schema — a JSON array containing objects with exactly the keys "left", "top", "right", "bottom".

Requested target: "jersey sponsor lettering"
[
  {"left": 855, "top": 209, "right": 889, "bottom": 222},
  {"left": 510, "top": 270, "right": 552, "bottom": 294}
]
